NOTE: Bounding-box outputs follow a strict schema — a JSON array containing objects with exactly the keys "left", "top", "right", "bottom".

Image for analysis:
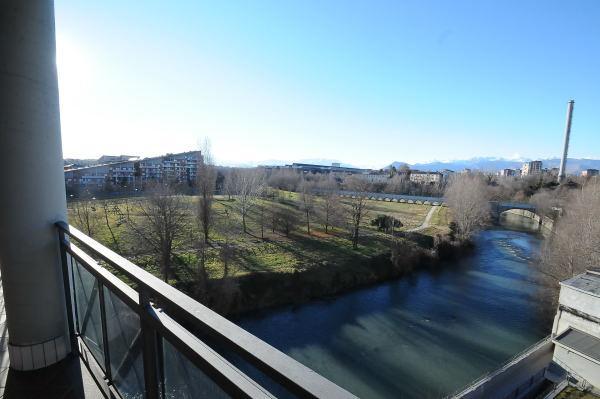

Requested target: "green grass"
[
  {"left": 360, "top": 200, "right": 431, "bottom": 230},
  {"left": 421, "top": 206, "right": 451, "bottom": 236},
  {"left": 555, "top": 387, "right": 599, "bottom": 399},
  {"left": 67, "top": 191, "right": 449, "bottom": 284}
]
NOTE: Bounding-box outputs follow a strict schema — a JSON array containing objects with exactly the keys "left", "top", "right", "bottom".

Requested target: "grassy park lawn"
[{"left": 67, "top": 192, "right": 449, "bottom": 284}]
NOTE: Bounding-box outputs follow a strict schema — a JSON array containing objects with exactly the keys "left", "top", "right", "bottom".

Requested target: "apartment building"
[
  {"left": 409, "top": 170, "right": 443, "bottom": 184},
  {"left": 499, "top": 168, "right": 517, "bottom": 177},
  {"left": 361, "top": 173, "right": 389, "bottom": 184},
  {"left": 64, "top": 151, "right": 201, "bottom": 188},
  {"left": 581, "top": 169, "right": 599, "bottom": 177},
  {"left": 522, "top": 161, "right": 543, "bottom": 176}
]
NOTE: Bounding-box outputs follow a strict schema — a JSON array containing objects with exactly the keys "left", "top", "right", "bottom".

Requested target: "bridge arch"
[{"left": 490, "top": 201, "right": 539, "bottom": 219}]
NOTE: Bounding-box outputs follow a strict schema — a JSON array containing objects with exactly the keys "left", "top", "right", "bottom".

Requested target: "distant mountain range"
[{"left": 385, "top": 157, "right": 600, "bottom": 174}]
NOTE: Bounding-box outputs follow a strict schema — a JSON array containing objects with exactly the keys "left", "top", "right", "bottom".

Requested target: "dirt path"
[{"left": 407, "top": 206, "right": 438, "bottom": 232}]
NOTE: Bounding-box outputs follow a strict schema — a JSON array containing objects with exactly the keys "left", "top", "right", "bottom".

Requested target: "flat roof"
[
  {"left": 554, "top": 327, "right": 600, "bottom": 364},
  {"left": 561, "top": 270, "right": 600, "bottom": 297}
]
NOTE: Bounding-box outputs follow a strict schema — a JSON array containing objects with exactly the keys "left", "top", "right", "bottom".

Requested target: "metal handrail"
[
  {"left": 56, "top": 222, "right": 356, "bottom": 399},
  {"left": 444, "top": 335, "right": 552, "bottom": 398}
]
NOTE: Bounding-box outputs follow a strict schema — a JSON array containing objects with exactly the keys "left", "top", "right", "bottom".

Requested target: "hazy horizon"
[{"left": 63, "top": 154, "right": 600, "bottom": 172}]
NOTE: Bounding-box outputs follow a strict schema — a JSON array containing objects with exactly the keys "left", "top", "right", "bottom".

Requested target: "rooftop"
[
  {"left": 554, "top": 327, "right": 600, "bottom": 365},
  {"left": 561, "top": 270, "right": 600, "bottom": 297}
]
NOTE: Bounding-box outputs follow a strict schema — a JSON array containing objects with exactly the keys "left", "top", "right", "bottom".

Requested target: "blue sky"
[{"left": 55, "top": 0, "right": 600, "bottom": 168}]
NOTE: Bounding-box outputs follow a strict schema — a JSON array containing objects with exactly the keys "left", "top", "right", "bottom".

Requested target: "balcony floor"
[{"left": 0, "top": 275, "right": 104, "bottom": 398}]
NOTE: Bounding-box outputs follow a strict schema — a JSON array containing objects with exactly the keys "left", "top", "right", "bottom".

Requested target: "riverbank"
[
  {"left": 178, "top": 233, "right": 472, "bottom": 317},
  {"left": 68, "top": 192, "right": 457, "bottom": 316}
]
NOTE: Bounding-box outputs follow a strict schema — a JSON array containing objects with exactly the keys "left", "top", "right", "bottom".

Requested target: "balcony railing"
[{"left": 56, "top": 222, "right": 357, "bottom": 399}]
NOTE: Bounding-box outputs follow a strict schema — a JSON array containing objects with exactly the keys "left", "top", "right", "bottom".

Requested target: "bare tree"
[
  {"left": 530, "top": 189, "right": 560, "bottom": 219},
  {"left": 540, "top": 181, "right": 600, "bottom": 282},
  {"left": 217, "top": 207, "right": 237, "bottom": 278},
  {"left": 276, "top": 206, "right": 299, "bottom": 237},
  {"left": 232, "top": 169, "right": 266, "bottom": 233},
  {"left": 267, "top": 168, "right": 301, "bottom": 193},
  {"left": 344, "top": 176, "right": 371, "bottom": 249},
  {"left": 122, "top": 183, "right": 189, "bottom": 282},
  {"left": 196, "top": 140, "right": 217, "bottom": 244},
  {"left": 299, "top": 180, "right": 315, "bottom": 235},
  {"left": 195, "top": 239, "right": 209, "bottom": 300},
  {"left": 269, "top": 203, "right": 279, "bottom": 234},
  {"left": 71, "top": 198, "right": 100, "bottom": 237},
  {"left": 101, "top": 201, "right": 120, "bottom": 251},
  {"left": 445, "top": 174, "right": 490, "bottom": 241},
  {"left": 223, "top": 168, "right": 238, "bottom": 201},
  {"left": 318, "top": 177, "right": 340, "bottom": 233},
  {"left": 256, "top": 197, "right": 269, "bottom": 240}
]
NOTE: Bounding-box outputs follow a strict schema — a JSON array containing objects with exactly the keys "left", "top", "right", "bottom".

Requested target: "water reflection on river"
[{"left": 237, "top": 217, "right": 548, "bottom": 398}]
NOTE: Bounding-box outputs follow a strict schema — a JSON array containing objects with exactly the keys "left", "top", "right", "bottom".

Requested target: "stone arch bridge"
[{"left": 489, "top": 201, "right": 539, "bottom": 220}]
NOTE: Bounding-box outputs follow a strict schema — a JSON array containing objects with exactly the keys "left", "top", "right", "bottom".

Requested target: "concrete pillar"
[
  {"left": 558, "top": 100, "right": 575, "bottom": 182},
  {"left": 0, "top": 0, "right": 70, "bottom": 370}
]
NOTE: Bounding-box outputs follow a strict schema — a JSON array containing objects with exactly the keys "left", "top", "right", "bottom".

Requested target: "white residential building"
[
  {"left": 65, "top": 151, "right": 201, "bottom": 188},
  {"left": 551, "top": 269, "right": 600, "bottom": 392}
]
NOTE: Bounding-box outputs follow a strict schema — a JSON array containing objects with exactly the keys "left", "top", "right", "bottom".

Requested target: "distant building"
[
  {"left": 499, "top": 168, "right": 517, "bottom": 177},
  {"left": 437, "top": 169, "right": 455, "bottom": 181},
  {"left": 64, "top": 151, "right": 200, "bottom": 188},
  {"left": 581, "top": 169, "right": 599, "bottom": 177},
  {"left": 97, "top": 154, "right": 139, "bottom": 164},
  {"left": 409, "top": 171, "right": 443, "bottom": 184},
  {"left": 288, "top": 163, "right": 369, "bottom": 175},
  {"left": 361, "top": 173, "right": 389, "bottom": 184},
  {"left": 522, "top": 161, "right": 543, "bottom": 176}
]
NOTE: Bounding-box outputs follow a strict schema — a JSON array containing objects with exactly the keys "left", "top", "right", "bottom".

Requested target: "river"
[{"left": 236, "top": 216, "right": 549, "bottom": 398}]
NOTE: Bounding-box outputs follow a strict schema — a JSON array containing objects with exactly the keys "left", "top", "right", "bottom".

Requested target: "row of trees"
[
  {"left": 540, "top": 180, "right": 600, "bottom": 282},
  {"left": 72, "top": 164, "right": 497, "bottom": 288},
  {"left": 70, "top": 155, "right": 380, "bottom": 291}
]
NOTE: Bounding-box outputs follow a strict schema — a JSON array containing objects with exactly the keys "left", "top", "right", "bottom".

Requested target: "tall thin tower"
[{"left": 558, "top": 100, "right": 575, "bottom": 182}]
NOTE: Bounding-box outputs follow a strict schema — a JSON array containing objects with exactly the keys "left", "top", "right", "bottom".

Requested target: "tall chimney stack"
[{"left": 558, "top": 100, "right": 575, "bottom": 182}]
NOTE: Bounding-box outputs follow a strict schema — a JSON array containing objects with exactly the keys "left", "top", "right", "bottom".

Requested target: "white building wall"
[
  {"left": 551, "top": 274, "right": 600, "bottom": 393},
  {"left": 558, "top": 285, "right": 600, "bottom": 321},
  {"left": 553, "top": 346, "right": 600, "bottom": 390},
  {"left": 553, "top": 310, "right": 600, "bottom": 338}
]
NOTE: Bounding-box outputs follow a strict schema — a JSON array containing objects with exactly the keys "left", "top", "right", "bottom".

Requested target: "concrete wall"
[
  {"left": 553, "top": 346, "right": 600, "bottom": 391},
  {"left": 551, "top": 281, "right": 600, "bottom": 393},
  {"left": 454, "top": 338, "right": 554, "bottom": 399},
  {"left": 553, "top": 309, "right": 600, "bottom": 339},
  {"left": 558, "top": 285, "right": 600, "bottom": 322},
  {"left": 0, "top": 0, "right": 70, "bottom": 370}
]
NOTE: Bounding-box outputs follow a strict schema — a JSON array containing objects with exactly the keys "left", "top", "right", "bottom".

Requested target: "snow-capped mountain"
[{"left": 385, "top": 157, "right": 600, "bottom": 174}]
